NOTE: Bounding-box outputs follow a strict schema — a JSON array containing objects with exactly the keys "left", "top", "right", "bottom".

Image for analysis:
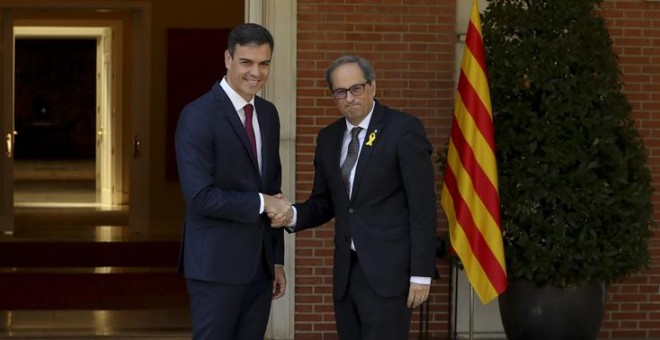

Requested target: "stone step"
[{"left": 0, "top": 240, "right": 179, "bottom": 268}]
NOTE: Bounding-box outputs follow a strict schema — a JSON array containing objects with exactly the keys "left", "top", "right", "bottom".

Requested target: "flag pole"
[
  {"left": 451, "top": 261, "right": 458, "bottom": 340},
  {"left": 441, "top": 0, "right": 508, "bottom": 336},
  {"left": 469, "top": 286, "right": 475, "bottom": 340}
]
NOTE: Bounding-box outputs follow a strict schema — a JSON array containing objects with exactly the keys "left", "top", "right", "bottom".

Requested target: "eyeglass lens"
[{"left": 333, "top": 83, "right": 367, "bottom": 99}]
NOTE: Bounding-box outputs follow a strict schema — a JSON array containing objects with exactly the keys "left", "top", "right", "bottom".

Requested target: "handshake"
[{"left": 263, "top": 194, "right": 293, "bottom": 227}]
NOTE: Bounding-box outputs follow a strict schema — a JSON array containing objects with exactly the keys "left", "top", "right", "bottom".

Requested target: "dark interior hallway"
[
  {"left": 3, "top": 159, "right": 190, "bottom": 338},
  {"left": 8, "top": 46, "right": 186, "bottom": 334}
]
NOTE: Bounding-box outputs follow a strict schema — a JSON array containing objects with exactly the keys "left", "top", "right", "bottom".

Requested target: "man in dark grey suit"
[
  {"left": 175, "top": 23, "right": 291, "bottom": 340},
  {"left": 273, "top": 55, "right": 438, "bottom": 339}
]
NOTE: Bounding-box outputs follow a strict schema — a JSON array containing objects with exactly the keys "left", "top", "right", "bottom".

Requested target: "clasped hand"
[{"left": 264, "top": 194, "right": 293, "bottom": 227}]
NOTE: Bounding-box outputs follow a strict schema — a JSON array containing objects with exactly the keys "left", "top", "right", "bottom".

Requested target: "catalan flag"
[{"left": 440, "top": 0, "right": 507, "bottom": 304}]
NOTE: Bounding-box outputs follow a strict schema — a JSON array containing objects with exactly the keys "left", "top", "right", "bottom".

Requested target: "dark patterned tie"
[
  {"left": 243, "top": 104, "right": 257, "bottom": 157},
  {"left": 341, "top": 127, "right": 361, "bottom": 197}
]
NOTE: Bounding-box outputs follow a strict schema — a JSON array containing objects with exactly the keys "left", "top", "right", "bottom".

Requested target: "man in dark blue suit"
[
  {"left": 175, "top": 23, "right": 292, "bottom": 340},
  {"left": 274, "top": 55, "right": 438, "bottom": 339}
]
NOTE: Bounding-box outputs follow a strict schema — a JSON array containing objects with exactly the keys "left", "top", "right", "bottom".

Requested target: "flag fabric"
[{"left": 440, "top": 0, "right": 507, "bottom": 304}]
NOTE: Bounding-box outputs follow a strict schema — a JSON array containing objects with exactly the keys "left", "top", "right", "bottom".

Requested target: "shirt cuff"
[
  {"left": 289, "top": 206, "right": 298, "bottom": 226},
  {"left": 410, "top": 276, "right": 432, "bottom": 285},
  {"left": 258, "top": 193, "right": 265, "bottom": 214},
  {"left": 283, "top": 206, "right": 298, "bottom": 233}
]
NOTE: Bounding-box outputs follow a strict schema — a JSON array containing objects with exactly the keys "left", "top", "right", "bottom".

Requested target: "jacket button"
[{"left": 348, "top": 208, "right": 354, "bottom": 214}]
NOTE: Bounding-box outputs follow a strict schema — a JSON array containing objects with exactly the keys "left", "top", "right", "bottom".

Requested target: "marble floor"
[
  {"left": 0, "top": 310, "right": 191, "bottom": 339},
  {"left": 0, "top": 224, "right": 190, "bottom": 338},
  {"left": 13, "top": 159, "right": 129, "bottom": 227},
  {"left": 3, "top": 159, "right": 191, "bottom": 339}
]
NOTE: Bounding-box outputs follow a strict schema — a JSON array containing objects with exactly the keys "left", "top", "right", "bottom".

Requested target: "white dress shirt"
[{"left": 219, "top": 78, "right": 266, "bottom": 213}]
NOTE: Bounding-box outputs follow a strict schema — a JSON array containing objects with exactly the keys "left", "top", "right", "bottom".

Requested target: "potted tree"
[{"left": 481, "top": 0, "right": 655, "bottom": 338}]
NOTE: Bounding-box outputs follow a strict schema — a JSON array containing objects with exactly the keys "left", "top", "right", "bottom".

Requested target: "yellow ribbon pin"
[{"left": 365, "top": 130, "right": 377, "bottom": 146}]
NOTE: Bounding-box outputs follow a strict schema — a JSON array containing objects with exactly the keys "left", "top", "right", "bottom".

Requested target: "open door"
[
  {"left": 96, "top": 27, "right": 113, "bottom": 206},
  {"left": 0, "top": 9, "right": 14, "bottom": 232},
  {"left": 0, "top": 1, "right": 151, "bottom": 235},
  {"left": 13, "top": 25, "right": 122, "bottom": 214}
]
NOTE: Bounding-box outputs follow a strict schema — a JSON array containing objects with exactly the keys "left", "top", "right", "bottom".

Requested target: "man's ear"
[{"left": 224, "top": 50, "right": 232, "bottom": 69}]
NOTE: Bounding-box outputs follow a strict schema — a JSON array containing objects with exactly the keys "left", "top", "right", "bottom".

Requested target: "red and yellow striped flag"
[{"left": 440, "top": 0, "right": 507, "bottom": 304}]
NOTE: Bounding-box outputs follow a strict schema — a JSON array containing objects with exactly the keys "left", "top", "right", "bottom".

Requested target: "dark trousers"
[
  {"left": 186, "top": 256, "right": 272, "bottom": 340},
  {"left": 334, "top": 252, "right": 412, "bottom": 340}
]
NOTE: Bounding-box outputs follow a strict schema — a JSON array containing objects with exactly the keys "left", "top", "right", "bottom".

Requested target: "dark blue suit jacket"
[
  {"left": 175, "top": 81, "right": 284, "bottom": 284},
  {"left": 295, "top": 100, "right": 438, "bottom": 299}
]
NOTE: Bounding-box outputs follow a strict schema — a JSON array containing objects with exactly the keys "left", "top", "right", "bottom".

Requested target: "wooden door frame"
[{"left": 0, "top": 8, "right": 14, "bottom": 232}]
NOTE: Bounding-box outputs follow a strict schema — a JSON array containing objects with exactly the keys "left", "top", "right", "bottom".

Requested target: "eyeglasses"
[{"left": 331, "top": 82, "right": 370, "bottom": 100}]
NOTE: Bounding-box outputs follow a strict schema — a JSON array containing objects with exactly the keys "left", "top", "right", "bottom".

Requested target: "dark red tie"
[{"left": 243, "top": 104, "right": 257, "bottom": 157}]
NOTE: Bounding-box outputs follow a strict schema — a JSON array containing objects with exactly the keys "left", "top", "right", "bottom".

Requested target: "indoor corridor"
[{"left": 2, "top": 159, "right": 191, "bottom": 339}]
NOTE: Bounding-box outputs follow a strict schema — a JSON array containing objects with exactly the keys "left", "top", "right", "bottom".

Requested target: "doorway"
[
  {"left": 13, "top": 29, "right": 123, "bottom": 224},
  {"left": 0, "top": 2, "right": 151, "bottom": 233},
  {"left": 12, "top": 27, "right": 124, "bottom": 228}
]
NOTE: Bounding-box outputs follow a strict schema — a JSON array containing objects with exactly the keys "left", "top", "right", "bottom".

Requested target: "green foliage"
[{"left": 482, "top": 0, "right": 654, "bottom": 288}]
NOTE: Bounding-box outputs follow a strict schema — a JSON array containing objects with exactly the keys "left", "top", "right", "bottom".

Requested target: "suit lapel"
[
  {"left": 351, "top": 103, "right": 385, "bottom": 201},
  {"left": 328, "top": 122, "right": 350, "bottom": 201},
  {"left": 214, "top": 84, "right": 261, "bottom": 175},
  {"left": 255, "top": 99, "right": 270, "bottom": 183}
]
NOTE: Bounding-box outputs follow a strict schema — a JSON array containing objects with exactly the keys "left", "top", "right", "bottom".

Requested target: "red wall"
[
  {"left": 297, "top": 0, "right": 457, "bottom": 338},
  {"left": 296, "top": 0, "right": 660, "bottom": 338},
  {"left": 601, "top": 2, "right": 660, "bottom": 339}
]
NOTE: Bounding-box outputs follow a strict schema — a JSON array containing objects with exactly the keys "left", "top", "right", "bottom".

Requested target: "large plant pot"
[{"left": 499, "top": 280, "right": 606, "bottom": 340}]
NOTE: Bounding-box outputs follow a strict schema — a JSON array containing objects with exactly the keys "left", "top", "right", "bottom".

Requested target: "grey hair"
[{"left": 324, "top": 55, "right": 376, "bottom": 90}]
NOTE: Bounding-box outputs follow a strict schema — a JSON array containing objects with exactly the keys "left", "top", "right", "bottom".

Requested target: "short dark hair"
[
  {"left": 227, "top": 23, "right": 274, "bottom": 56},
  {"left": 325, "top": 55, "right": 376, "bottom": 90}
]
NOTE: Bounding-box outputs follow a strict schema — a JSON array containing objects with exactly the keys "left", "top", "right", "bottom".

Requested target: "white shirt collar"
[
  {"left": 220, "top": 77, "right": 254, "bottom": 111},
  {"left": 344, "top": 101, "right": 375, "bottom": 132}
]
